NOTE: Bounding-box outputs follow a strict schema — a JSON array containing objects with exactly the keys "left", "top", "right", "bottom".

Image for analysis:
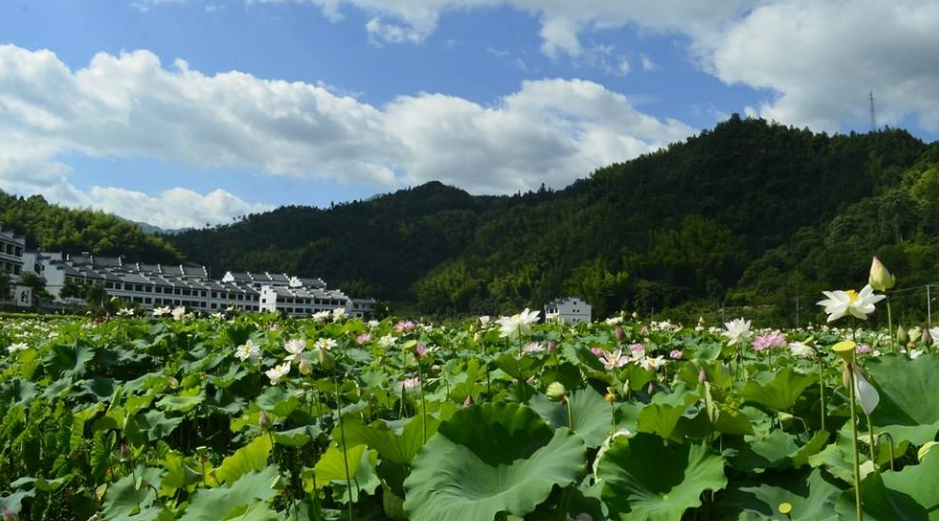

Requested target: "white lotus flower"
[
  {"left": 496, "top": 308, "right": 540, "bottom": 339},
  {"left": 116, "top": 308, "right": 134, "bottom": 317},
  {"left": 284, "top": 338, "right": 307, "bottom": 361},
  {"left": 930, "top": 327, "right": 939, "bottom": 346},
  {"left": 605, "top": 315, "right": 624, "bottom": 326},
  {"left": 331, "top": 308, "right": 347, "bottom": 321},
  {"left": 153, "top": 306, "right": 171, "bottom": 317},
  {"left": 909, "top": 348, "right": 925, "bottom": 360},
  {"left": 367, "top": 320, "right": 380, "bottom": 329},
  {"left": 235, "top": 340, "right": 258, "bottom": 361},
  {"left": 265, "top": 361, "right": 291, "bottom": 385},
  {"left": 723, "top": 318, "right": 752, "bottom": 346},
  {"left": 597, "top": 349, "right": 629, "bottom": 370},
  {"left": 378, "top": 334, "right": 396, "bottom": 348},
  {"left": 478, "top": 316, "right": 491, "bottom": 328},
  {"left": 315, "top": 338, "right": 337, "bottom": 351},
  {"left": 311, "top": 311, "right": 331, "bottom": 323},
  {"left": 7, "top": 342, "right": 29, "bottom": 353},
  {"left": 171, "top": 306, "right": 187, "bottom": 321},
  {"left": 788, "top": 341, "right": 815, "bottom": 358},
  {"left": 641, "top": 355, "right": 667, "bottom": 371},
  {"left": 816, "top": 285, "right": 885, "bottom": 323}
]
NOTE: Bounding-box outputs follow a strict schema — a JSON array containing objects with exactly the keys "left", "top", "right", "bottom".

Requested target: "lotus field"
[{"left": 2, "top": 294, "right": 939, "bottom": 520}]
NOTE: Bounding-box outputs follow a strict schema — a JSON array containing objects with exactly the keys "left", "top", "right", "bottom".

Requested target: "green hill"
[
  {"left": 0, "top": 192, "right": 183, "bottom": 264},
  {"left": 168, "top": 115, "right": 939, "bottom": 319}
]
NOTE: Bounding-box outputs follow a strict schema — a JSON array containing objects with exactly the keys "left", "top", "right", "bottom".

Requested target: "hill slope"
[
  {"left": 168, "top": 115, "right": 939, "bottom": 317},
  {"left": 0, "top": 192, "right": 184, "bottom": 264}
]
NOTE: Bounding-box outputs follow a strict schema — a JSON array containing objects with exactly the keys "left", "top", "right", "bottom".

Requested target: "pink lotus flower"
[
  {"left": 591, "top": 346, "right": 605, "bottom": 357},
  {"left": 355, "top": 333, "right": 372, "bottom": 345},
  {"left": 752, "top": 333, "right": 786, "bottom": 351},
  {"left": 628, "top": 343, "right": 645, "bottom": 355},
  {"left": 597, "top": 349, "right": 629, "bottom": 371},
  {"left": 856, "top": 343, "right": 872, "bottom": 355},
  {"left": 398, "top": 377, "right": 421, "bottom": 390},
  {"left": 522, "top": 342, "right": 546, "bottom": 355},
  {"left": 394, "top": 320, "right": 416, "bottom": 333},
  {"left": 669, "top": 349, "right": 683, "bottom": 359}
]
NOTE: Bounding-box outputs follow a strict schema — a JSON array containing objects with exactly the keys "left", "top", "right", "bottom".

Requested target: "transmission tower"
[{"left": 869, "top": 90, "right": 877, "bottom": 132}]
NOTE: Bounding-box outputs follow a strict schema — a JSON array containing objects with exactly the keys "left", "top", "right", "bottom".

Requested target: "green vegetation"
[
  {"left": 1, "top": 310, "right": 938, "bottom": 520},
  {"left": 169, "top": 116, "right": 939, "bottom": 320},
  {"left": 0, "top": 192, "right": 183, "bottom": 263}
]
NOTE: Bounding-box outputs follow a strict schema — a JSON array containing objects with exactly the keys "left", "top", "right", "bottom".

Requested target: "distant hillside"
[
  {"left": 0, "top": 192, "right": 184, "bottom": 264},
  {"left": 169, "top": 115, "right": 939, "bottom": 318}
]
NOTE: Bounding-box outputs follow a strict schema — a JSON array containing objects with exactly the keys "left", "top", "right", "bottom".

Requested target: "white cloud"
[
  {"left": 698, "top": 0, "right": 939, "bottom": 132},
  {"left": 81, "top": 187, "right": 272, "bottom": 229},
  {"left": 640, "top": 54, "right": 656, "bottom": 72},
  {"left": 0, "top": 44, "right": 693, "bottom": 217},
  {"left": 384, "top": 78, "right": 693, "bottom": 192}
]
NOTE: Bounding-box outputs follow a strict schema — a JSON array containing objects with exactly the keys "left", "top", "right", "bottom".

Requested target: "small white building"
[{"left": 544, "top": 297, "right": 592, "bottom": 324}]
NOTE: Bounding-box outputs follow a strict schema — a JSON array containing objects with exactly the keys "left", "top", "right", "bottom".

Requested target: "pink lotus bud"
[
  {"left": 463, "top": 394, "right": 474, "bottom": 407},
  {"left": 547, "top": 341, "right": 558, "bottom": 353},
  {"left": 259, "top": 410, "right": 270, "bottom": 431},
  {"left": 615, "top": 326, "right": 625, "bottom": 341},
  {"left": 669, "top": 349, "right": 683, "bottom": 359},
  {"left": 414, "top": 342, "right": 427, "bottom": 360},
  {"left": 698, "top": 368, "right": 708, "bottom": 383}
]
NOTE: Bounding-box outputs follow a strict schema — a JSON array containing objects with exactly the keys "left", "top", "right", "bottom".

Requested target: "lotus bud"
[
  {"left": 547, "top": 340, "right": 558, "bottom": 353},
  {"left": 119, "top": 443, "right": 131, "bottom": 461},
  {"left": 546, "top": 382, "right": 567, "bottom": 402},
  {"left": 414, "top": 342, "right": 427, "bottom": 360},
  {"left": 298, "top": 355, "right": 312, "bottom": 375},
  {"left": 605, "top": 386, "right": 616, "bottom": 403},
  {"left": 2, "top": 507, "right": 18, "bottom": 521},
  {"left": 614, "top": 326, "right": 625, "bottom": 342},
  {"left": 698, "top": 367, "right": 708, "bottom": 383},
  {"left": 318, "top": 347, "right": 335, "bottom": 371},
  {"left": 897, "top": 325, "right": 908, "bottom": 344},
  {"left": 923, "top": 328, "right": 932, "bottom": 346},
  {"left": 647, "top": 382, "right": 655, "bottom": 397},
  {"left": 869, "top": 257, "right": 896, "bottom": 292},
  {"left": 463, "top": 394, "right": 474, "bottom": 407},
  {"left": 259, "top": 410, "right": 270, "bottom": 431}
]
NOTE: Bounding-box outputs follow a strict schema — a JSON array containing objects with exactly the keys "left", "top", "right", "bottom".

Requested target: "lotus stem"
[
  {"left": 566, "top": 397, "right": 575, "bottom": 433},
  {"left": 886, "top": 300, "right": 894, "bottom": 354},
  {"left": 818, "top": 358, "right": 826, "bottom": 432},
  {"left": 332, "top": 372, "right": 355, "bottom": 521},
  {"left": 865, "top": 412, "right": 877, "bottom": 466},
  {"left": 878, "top": 432, "right": 896, "bottom": 471},
  {"left": 417, "top": 359, "right": 428, "bottom": 443},
  {"left": 846, "top": 359, "right": 864, "bottom": 521}
]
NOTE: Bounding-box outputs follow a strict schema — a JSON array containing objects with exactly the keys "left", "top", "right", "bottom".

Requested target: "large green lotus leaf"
[
  {"left": 738, "top": 367, "right": 816, "bottom": 413},
  {"left": 179, "top": 465, "right": 281, "bottom": 521},
  {"left": 339, "top": 414, "right": 441, "bottom": 465},
  {"left": 716, "top": 468, "right": 841, "bottom": 520},
  {"left": 865, "top": 353, "right": 939, "bottom": 445},
  {"left": 529, "top": 386, "right": 612, "bottom": 448},
  {"left": 308, "top": 443, "right": 380, "bottom": 503},
  {"left": 403, "top": 403, "right": 586, "bottom": 521},
  {"left": 596, "top": 433, "right": 727, "bottom": 521},
  {"left": 636, "top": 385, "right": 698, "bottom": 441},
  {"left": 156, "top": 387, "right": 205, "bottom": 413},
  {"left": 730, "top": 430, "right": 828, "bottom": 473},
  {"left": 808, "top": 426, "right": 877, "bottom": 486},
  {"left": 835, "top": 449, "right": 939, "bottom": 520},
  {"left": 100, "top": 465, "right": 165, "bottom": 521},
  {"left": 213, "top": 434, "right": 273, "bottom": 485},
  {"left": 126, "top": 410, "right": 183, "bottom": 444},
  {"left": 0, "top": 379, "right": 38, "bottom": 407},
  {"left": 46, "top": 343, "right": 94, "bottom": 379}
]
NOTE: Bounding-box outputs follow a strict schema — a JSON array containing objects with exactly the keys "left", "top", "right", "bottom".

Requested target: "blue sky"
[{"left": 1, "top": 0, "right": 937, "bottom": 228}]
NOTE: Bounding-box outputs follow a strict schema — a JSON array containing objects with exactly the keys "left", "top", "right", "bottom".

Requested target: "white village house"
[
  {"left": 0, "top": 231, "right": 375, "bottom": 317},
  {"left": 544, "top": 297, "right": 592, "bottom": 324}
]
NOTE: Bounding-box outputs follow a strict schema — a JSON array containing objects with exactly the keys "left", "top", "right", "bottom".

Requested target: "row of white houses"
[{"left": 0, "top": 228, "right": 376, "bottom": 317}]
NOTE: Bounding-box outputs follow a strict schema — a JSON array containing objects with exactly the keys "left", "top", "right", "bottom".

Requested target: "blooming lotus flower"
[
  {"left": 367, "top": 320, "right": 380, "bottom": 329},
  {"left": 211, "top": 312, "right": 225, "bottom": 320},
  {"left": 394, "top": 320, "right": 416, "bottom": 333},
  {"left": 378, "top": 334, "right": 396, "bottom": 348},
  {"left": 6, "top": 342, "right": 28, "bottom": 354},
  {"left": 930, "top": 327, "right": 939, "bottom": 346},
  {"left": 116, "top": 308, "right": 134, "bottom": 317},
  {"left": 605, "top": 315, "right": 624, "bottom": 326},
  {"left": 152, "top": 306, "right": 171, "bottom": 317},
  {"left": 478, "top": 316, "right": 491, "bottom": 328},
  {"left": 171, "top": 306, "right": 187, "bottom": 321},
  {"left": 788, "top": 341, "right": 815, "bottom": 358},
  {"left": 869, "top": 257, "right": 896, "bottom": 292},
  {"left": 669, "top": 349, "right": 683, "bottom": 359},
  {"left": 496, "top": 308, "right": 540, "bottom": 339},
  {"left": 723, "top": 318, "right": 752, "bottom": 346},
  {"left": 597, "top": 349, "right": 629, "bottom": 370},
  {"left": 284, "top": 338, "right": 307, "bottom": 361},
  {"left": 816, "top": 285, "right": 885, "bottom": 322},
  {"left": 398, "top": 377, "right": 421, "bottom": 391},
  {"left": 855, "top": 344, "right": 872, "bottom": 355},
  {"left": 908, "top": 348, "right": 925, "bottom": 360},
  {"left": 752, "top": 332, "right": 786, "bottom": 351},
  {"left": 355, "top": 333, "right": 372, "bottom": 345},
  {"left": 235, "top": 339, "right": 258, "bottom": 361},
  {"left": 642, "top": 355, "right": 667, "bottom": 371},
  {"left": 311, "top": 311, "right": 331, "bottom": 323},
  {"left": 315, "top": 338, "right": 336, "bottom": 351},
  {"left": 522, "top": 342, "right": 546, "bottom": 355},
  {"left": 265, "top": 361, "right": 291, "bottom": 385},
  {"left": 331, "top": 308, "right": 347, "bottom": 321}
]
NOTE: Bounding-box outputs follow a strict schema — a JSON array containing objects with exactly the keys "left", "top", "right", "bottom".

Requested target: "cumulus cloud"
[{"left": 0, "top": 44, "right": 693, "bottom": 220}]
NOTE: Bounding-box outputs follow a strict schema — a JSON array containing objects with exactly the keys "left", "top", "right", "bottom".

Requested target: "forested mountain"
[
  {"left": 163, "top": 115, "right": 938, "bottom": 318},
  {"left": 0, "top": 192, "right": 183, "bottom": 263}
]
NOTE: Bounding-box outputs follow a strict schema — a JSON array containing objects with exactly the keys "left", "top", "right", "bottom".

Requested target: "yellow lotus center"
[{"left": 845, "top": 290, "right": 859, "bottom": 303}]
